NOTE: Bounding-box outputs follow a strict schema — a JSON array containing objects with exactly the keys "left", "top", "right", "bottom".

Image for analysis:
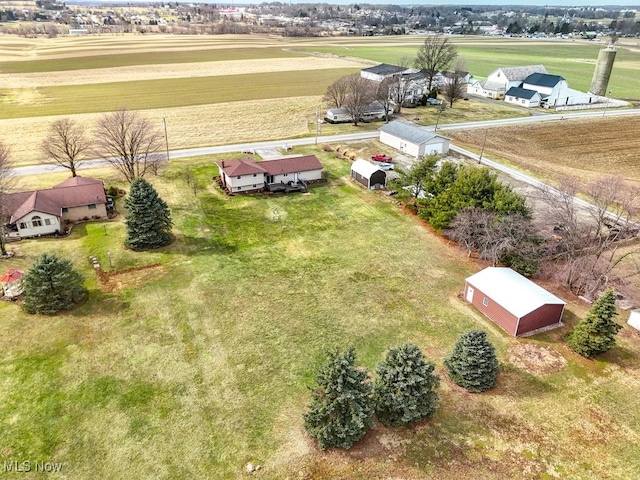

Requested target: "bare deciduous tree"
[
  {"left": 375, "top": 78, "right": 394, "bottom": 122},
  {"left": 441, "top": 58, "right": 468, "bottom": 108},
  {"left": 538, "top": 174, "right": 640, "bottom": 297},
  {"left": 0, "top": 142, "right": 17, "bottom": 256},
  {"left": 323, "top": 76, "right": 350, "bottom": 109},
  {"left": 414, "top": 35, "right": 458, "bottom": 93},
  {"left": 94, "top": 108, "right": 165, "bottom": 183},
  {"left": 40, "top": 118, "right": 91, "bottom": 177},
  {"left": 343, "top": 74, "right": 375, "bottom": 127}
]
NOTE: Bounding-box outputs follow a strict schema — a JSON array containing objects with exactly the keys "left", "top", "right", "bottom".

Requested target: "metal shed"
[
  {"left": 464, "top": 267, "right": 566, "bottom": 337},
  {"left": 379, "top": 120, "right": 450, "bottom": 158},
  {"left": 350, "top": 159, "right": 386, "bottom": 190}
]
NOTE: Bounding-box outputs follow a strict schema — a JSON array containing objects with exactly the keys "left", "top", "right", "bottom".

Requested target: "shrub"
[{"left": 444, "top": 330, "right": 499, "bottom": 393}]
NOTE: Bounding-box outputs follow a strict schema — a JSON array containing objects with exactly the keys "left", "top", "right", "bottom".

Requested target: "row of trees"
[
  {"left": 393, "top": 156, "right": 537, "bottom": 275},
  {"left": 304, "top": 331, "right": 499, "bottom": 449},
  {"left": 40, "top": 108, "right": 166, "bottom": 183}
]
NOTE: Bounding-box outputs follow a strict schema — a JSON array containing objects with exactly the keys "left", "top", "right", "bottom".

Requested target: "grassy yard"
[{"left": 1, "top": 153, "right": 639, "bottom": 479}]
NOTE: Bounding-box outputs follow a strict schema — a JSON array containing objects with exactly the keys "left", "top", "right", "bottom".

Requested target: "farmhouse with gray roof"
[
  {"left": 379, "top": 121, "right": 450, "bottom": 158},
  {"left": 361, "top": 63, "right": 409, "bottom": 82}
]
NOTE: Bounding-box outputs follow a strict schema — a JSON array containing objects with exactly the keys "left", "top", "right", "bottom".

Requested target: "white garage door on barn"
[{"left": 379, "top": 120, "right": 450, "bottom": 158}]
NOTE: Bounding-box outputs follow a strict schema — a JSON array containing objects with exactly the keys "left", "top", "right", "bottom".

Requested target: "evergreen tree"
[
  {"left": 373, "top": 343, "right": 440, "bottom": 427},
  {"left": 303, "top": 346, "right": 373, "bottom": 449},
  {"left": 22, "top": 253, "right": 87, "bottom": 315},
  {"left": 444, "top": 330, "right": 499, "bottom": 393},
  {"left": 124, "top": 178, "right": 173, "bottom": 251},
  {"left": 566, "top": 289, "right": 622, "bottom": 358}
]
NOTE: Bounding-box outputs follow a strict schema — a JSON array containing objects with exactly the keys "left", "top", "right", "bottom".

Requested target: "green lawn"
[
  {"left": 0, "top": 47, "right": 305, "bottom": 74},
  {"left": 1, "top": 154, "right": 639, "bottom": 479},
  {"left": 0, "top": 68, "right": 359, "bottom": 119}
]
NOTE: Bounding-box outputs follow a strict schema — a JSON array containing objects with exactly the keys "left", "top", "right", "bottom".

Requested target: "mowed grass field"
[
  {"left": 1, "top": 34, "right": 640, "bottom": 479},
  {"left": 1, "top": 153, "right": 640, "bottom": 479}
]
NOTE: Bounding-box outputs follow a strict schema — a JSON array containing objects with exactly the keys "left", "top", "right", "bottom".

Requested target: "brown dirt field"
[
  {"left": 447, "top": 115, "right": 640, "bottom": 185},
  {"left": 506, "top": 343, "right": 568, "bottom": 376}
]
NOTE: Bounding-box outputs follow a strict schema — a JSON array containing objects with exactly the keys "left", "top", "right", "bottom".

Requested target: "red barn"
[{"left": 464, "top": 267, "right": 566, "bottom": 337}]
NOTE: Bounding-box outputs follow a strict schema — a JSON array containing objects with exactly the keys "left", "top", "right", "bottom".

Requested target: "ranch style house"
[
  {"left": 216, "top": 155, "right": 323, "bottom": 194},
  {"left": 2, "top": 176, "right": 108, "bottom": 238}
]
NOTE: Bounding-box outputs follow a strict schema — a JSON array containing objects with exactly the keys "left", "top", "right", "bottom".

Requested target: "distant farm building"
[
  {"left": 379, "top": 120, "right": 450, "bottom": 158},
  {"left": 325, "top": 101, "right": 391, "bottom": 124},
  {"left": 350, "top": 159, "right": 386, "bottom": 190},
  {"left": 465, "top": 267, "right": 566, "bottom": 337}
]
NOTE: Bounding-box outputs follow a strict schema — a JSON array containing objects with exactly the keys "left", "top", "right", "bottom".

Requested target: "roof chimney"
[{"left": 221, "top": 161, "right": 225, "bottom": 168}]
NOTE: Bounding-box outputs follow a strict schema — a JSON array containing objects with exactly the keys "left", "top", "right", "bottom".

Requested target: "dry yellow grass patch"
[
  {"left": 0, "top": 56, "right": 364, "bottom": 88},
  {"left": 1, "top": 96, "right": 321, "bottom": 166}
]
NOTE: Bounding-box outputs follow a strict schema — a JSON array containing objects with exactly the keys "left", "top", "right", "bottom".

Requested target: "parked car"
[
  {"left": 371, "top": 153, "right": 392, "bottom": 162},
  {"left": 378, "top": 162, "right": 394, "bottom": 171},
  {"left": 426, "top": 97, "right": 440, "bottom": 105}
]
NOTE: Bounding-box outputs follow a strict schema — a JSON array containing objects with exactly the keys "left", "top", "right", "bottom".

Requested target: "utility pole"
[
  {"left": 478, "top": 129, "right": 488, "bottom": 164},
  {"left": 602, "top": 89, "right": 613, "bottom": 117},
  {"left": 434, "top": 103, "right": 445, "bottom": 132},
  {"left": 315, "top": 106, "right": 321, "bottom": 145},
  {"left": 163, "top": 118, "right": 170, "bottom": 162}
]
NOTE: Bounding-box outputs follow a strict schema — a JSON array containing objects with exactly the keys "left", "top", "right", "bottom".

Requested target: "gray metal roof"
[
  {"left": 506, "top": 87, "right": 540, "bottom": 100},
  {"left": 379, "top": 120, "right": 445, "bottom": 145},
  {"left": 498, "top": 64, "right": 547, "bottom": 81},
  {"left": 524, "top": 73, "right": 565, "bottom": 88},
  {"left": 361, "top": 63, "right": 406, "bottom": 76}
]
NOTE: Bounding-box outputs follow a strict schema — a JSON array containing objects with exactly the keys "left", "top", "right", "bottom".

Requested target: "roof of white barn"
[
  {"left": 466, "top": 267, "right": 565, "bottom": 318},
  {"left": 497, "top": 64, "right": 548, "bottom": 81},
  {"left": 351, "top": 159, "right": 384, "bottom": 179},
  {"left": 380, "top": 120, "right": 448, "bottom": 146}
]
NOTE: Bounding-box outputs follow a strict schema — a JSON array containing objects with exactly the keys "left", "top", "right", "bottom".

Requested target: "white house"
[
  {"left": 379, "top": 120, "right": 450, "bottom": 158},
  {"left": 504, "top": 86, "right": 542, "bottom": 108},
  {"left": 2, "top": 176, "right": 108, "bottom": 238},
  {"left": 216, "top": 156, "right": 323, "bottom": 194},
  {"left": 468, "top": 65, "right": 547, "bottom": 99}
]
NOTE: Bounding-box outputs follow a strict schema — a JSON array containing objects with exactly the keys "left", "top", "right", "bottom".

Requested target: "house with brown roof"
[
  {"left": 2, "top": 176, "right": 107, "bottom": 238},
  {"left": 216, "top": 155, "right": 323, "bottom": 194}
]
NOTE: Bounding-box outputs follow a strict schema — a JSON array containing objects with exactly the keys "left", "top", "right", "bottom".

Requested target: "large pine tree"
[
  {"left": 22, "top": 253, "right": 87, "bottom": 314},
  {"left": 444, "top": 330, "right": 499, "bottom": 393},
  {"left": 124, "top": 178, "right": 173, "bottom": 251},
  {"left": 566, "top": 289, "right": 622, "bottom": 358},
  {"left": 303, "top": 346, "right": 373, "bottom": 449},
  {"left": 373, "top": 343, "right": 440, "bottom": 427}
]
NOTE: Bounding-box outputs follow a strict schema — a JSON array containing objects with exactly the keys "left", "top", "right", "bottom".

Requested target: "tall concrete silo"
[{"left": 590, "top": 46, "right": 616, "bottom": 96}]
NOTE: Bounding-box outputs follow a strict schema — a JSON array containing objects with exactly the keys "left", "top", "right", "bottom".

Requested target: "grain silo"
[{"left": 590, "top": 46, "right": 616, "bottom": 96}]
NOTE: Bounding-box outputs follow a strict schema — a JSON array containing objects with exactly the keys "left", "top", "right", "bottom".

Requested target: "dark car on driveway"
[{"left": 371, "top": 153, "right": 392, "bottom": 162}]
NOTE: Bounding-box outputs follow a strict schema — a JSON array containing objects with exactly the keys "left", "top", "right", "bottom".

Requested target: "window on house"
[
  {"left": 237, "top": 176, "right": 241, "bottom": 179},
  {"left": 62, "top": 207, "right": 68, "bottom": 213},
  {"left": 236, "top": 187, "right": 241, "bottom": 191},
  {"left": 45, "top": 219, "right": 52, "bottom": 226},
  {"left": 253, "top": 184, "right": 257, "bottom": 188},
  {"left": 32, "top": 216, "right": 42, "bottom": 227},
  {"left": 88, "top": 204, "right": 97, "bottom": 210},
  {"left": 253, "top": 174, "right": 257, "bottom": 177},
  {"left": 19, "top": 222, "right": 26, "bottom": 229},
  {"left": 283, "top": 173, "right": 288, "bottom": 177},
  {"left": 483, "top": 297, "right": 489, "bottom": 306}
]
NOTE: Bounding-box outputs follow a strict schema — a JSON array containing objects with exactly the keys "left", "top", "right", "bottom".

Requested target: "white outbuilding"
[
  {"left": 379, "top": 121, "right": 450, "bottom": 158},
  {"left": 350, "top": 159, "right": 386, "bottom": 190},
  {"left": 628, "top": 309, "right": 640, "bottom": 331}
]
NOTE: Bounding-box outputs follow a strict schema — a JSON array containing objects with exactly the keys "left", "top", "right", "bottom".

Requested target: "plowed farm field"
[{"left": 447, "top": 115, "right": 640, "bottom": 185}]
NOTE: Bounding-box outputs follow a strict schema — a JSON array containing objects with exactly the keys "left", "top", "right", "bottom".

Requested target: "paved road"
[{"left": 10, "top": 108, "right": 640, "bottom": 177}]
